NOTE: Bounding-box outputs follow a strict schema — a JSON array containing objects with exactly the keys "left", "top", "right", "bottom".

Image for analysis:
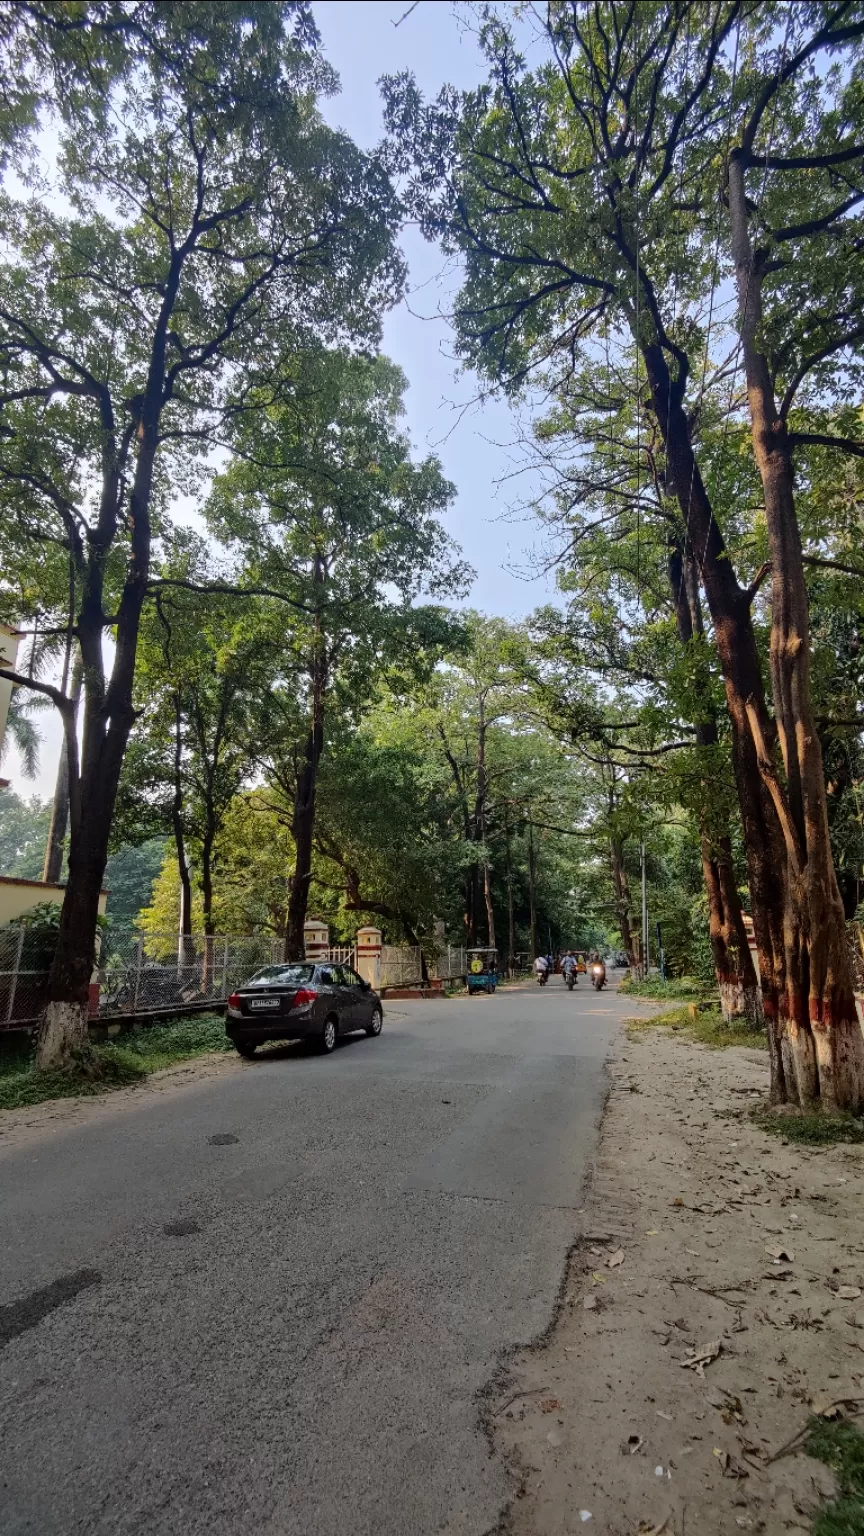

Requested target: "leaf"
[
  {"left": 680, "top": 1339, "right": 723, "bottom": 1376},
  {"left": 539, "top": 1398, "right": 561, "bottom": 1413},
  {"left": 766, "top": 1244, "right": 794, "bottom": 1262},
  {"left": 837, "top": 1285, "right": 862, "bottom": 1300},
  {"left": 607, "top": 1248, "right": 625, "bottom": 1268}
]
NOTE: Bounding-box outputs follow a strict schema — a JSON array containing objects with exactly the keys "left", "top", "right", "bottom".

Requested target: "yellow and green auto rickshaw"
[{"left": 466, "top": 948, "right": 499, "bottom": 995}]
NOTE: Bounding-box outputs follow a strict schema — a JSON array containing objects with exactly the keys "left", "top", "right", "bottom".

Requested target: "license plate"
[{"left": 248, "top": 997, "right": 280, "bottom": 1010}]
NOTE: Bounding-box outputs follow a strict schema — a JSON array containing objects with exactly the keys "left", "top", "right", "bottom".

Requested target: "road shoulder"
[
  {"left": 491, "top": 1026, "right": 864, "bottom": 1534},
  {"left": 0, "top": 1050, "right": 241, "bottom": 1151}
]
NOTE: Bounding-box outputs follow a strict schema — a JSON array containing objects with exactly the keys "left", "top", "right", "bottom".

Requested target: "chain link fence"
[
  {"left": 430, "top": 945, "right": 467, "bottom": 981},
  {"left": 0, "top": 925, "right": 53, "bottom": 1029},
  {"left": 0, "top": 926, "right": 474, "bottom": 1028},
  {"left": 379, "top": 944, "right": 423, "bottom": 989}
]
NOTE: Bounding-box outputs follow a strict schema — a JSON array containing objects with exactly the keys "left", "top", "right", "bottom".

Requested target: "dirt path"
[
  {"left": 492, "top": 1024, "right": 864, "bottom": 1534},
  {"left": 0, "top": 1050, "right": 241, "bottom": 1151}
]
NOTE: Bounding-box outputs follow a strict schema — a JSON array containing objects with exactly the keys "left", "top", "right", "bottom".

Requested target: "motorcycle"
[
  {"left": 590, "top": 961, "right": 606, "bottom": 991},
  {"left": 536, "top": 969, "right": 548, "bottom": 986},
  {"left": 565, "top": 971, "right": 576, "bottom": 991}
]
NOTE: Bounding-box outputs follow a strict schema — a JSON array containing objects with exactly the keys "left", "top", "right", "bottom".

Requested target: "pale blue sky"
[{"left": 313, "top": 0, "right": 556, "bottom": 618}]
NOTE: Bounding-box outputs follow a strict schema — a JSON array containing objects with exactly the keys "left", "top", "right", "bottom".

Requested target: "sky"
[
  {"left": 3, "top": 1, "right": 561, "bottom": 801},
  {"left": 312, "top": 0, "right": 557, "bottom": 615}
]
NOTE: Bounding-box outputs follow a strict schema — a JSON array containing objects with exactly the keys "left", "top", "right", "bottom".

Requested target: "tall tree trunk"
[
  {"left": 728, "top": 154, "right": 864, "bottom": 1110},
  {"left": 528, "top": 818, "right": 538, "bottom": 957},
  {"left": 505, "top": 812, "right": 516, "bottom": 974},
  {"left": 476, "top": 691, "right": 495, "bottom": 948},
  {"left": 610, "top": 832, "right": 636, "bottom": 965},
  {"left": 42, "top": 648, "right": 83, "bottom": 884},
  {"left": 284, "top": 603, "right": 327, "bottom": 962},
  {"left": 171, "top": 694, "right": 193, "bottom": 958},
  {"left": 668, "top": 544, "right": 762, "bottom": 1029},
  {"left": 37, "top": 426, "right": 156, "bottom": 1069},
  {"left": 642, "top": 339, "right": 790, "bottom": 1099}
]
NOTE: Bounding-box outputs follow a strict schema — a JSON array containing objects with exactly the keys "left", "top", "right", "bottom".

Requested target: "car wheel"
[
  {"left": 320, "top": 1016, "right": 338, "bottom": 1053},
  {"left": 365, "top": 1006, "right": 383, "bottom": 1037},
  {"left": 234, "top": 1040, "right": 257, "bottom": 1059}
]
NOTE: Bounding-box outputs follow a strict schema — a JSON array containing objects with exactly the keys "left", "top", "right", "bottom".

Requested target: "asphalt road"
[{"left": 0, "top": 976, "right": 632, "bottom": 1536}]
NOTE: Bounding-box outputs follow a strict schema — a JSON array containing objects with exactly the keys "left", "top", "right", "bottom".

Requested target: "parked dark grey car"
[{"left": 226, "top": 962, "right": 383, "bottom": 1058}]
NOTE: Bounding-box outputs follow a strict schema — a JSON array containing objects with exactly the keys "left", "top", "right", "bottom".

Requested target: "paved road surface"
[{"left": 0, "top": 977, "right": 633, "bottom": 1536}]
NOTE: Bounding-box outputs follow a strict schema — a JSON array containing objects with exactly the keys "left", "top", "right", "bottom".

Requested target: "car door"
[
  {"left": 316, "top": 965, "right": 342, "bottom": 1024},
  {"left": 342, "top": 965, "right": 373, "bottom": 1026}
]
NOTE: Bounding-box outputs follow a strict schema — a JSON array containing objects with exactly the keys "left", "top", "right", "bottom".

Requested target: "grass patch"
[
  {"left": 618, "top": 973, "right": 708, "bottom": 1001},
  {"left": 0, "top": 1011, "right": 230, "bottom": 1112},
  {"left": 627, "top": 1001, "right": 767, "bottom": 1050},
  {"left": 808, "top": 1416, "right": 864, "bottom": 1535},
  {"left": 752, "top": 1106, "right": 864, "bottom": 1146},
  {"left": 813, "top": 1498, "right": 864, "bottom": 1536}
]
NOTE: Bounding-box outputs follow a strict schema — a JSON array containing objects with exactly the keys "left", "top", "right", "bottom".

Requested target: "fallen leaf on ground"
[
  {"left": 704, "top": 1386, "right": 730, "bottom": 1410},
  {"left": 539, "top": 1398, "right": 561, "bottom": 1413},
  {"left": 766, "top": 1244, "right": 794, "bottom": 1262},
  {"left": 583, "top": 1295, "right": 598, "bottom": 1311},
  {"left": 607, "top": 1249, "right": 625, "bottom": 1268},
  {"left": 838, "top": 1285, "right": 862, "bottom": 1300},
  {"left": 591, "top": 1272, "right": 607, "bottom": 1285},
  {"left": 680, "top": 1340, "right": 723, "bottom": 1376}
]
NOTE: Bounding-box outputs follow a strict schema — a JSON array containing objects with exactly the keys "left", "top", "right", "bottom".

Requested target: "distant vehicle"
[
  {"left": 590, "top": 959, "right": 607, "bottom": 991},
  {"left": 467, "top": 947, "right": 498, "bottom": 994},
  {"left": 226, "top": 962, "right": 382, "bottom": 1058}
]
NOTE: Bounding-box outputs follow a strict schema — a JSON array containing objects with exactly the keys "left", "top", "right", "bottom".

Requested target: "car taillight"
[
  {"left": 227, "top": 992, "right": 240, "bottom": 1008},
  {"left": 293, "top": 987, "right": 318, "bottom": 1006}
]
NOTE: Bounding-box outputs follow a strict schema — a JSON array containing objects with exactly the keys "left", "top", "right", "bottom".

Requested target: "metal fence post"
[
  {"left": 133, "top": 937, "right": 143, "bottom": 1011},
  {"left": 5, "top": 927, "right": 25, "bottom": 1025}
]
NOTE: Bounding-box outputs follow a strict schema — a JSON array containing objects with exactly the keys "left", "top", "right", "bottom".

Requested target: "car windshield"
[{"left": 246, "top": 965, "right": 314, "bottom": 988}]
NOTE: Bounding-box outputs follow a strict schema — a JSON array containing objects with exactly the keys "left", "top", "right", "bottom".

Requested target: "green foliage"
[
  {"left": 808, "top": 1416, "right": 864, "bottom": 1536},
  {"left": 103, "top": 839, "right": 167, "bottom": 928},
  {"left": 0, "top": 1050, "right": 146, "bottom": 1110},
  {"left": 812, "top": 1498, "right": 864, "bottom": 1536},
  {"left": 752, "top": 1110, "right": 864, "bottom": 1147},
  {"left": 619, "top": 975, "right": 707, "bottom": 1001},
  {"left": 626, "top": 1001, "right": 766, "bottom": 1049},
  {"left": 0, "top": 1011, "right": 230, "bottom": 1111},
  {"left": 0, "top": 790, "right": 50, "bottom": 878}
]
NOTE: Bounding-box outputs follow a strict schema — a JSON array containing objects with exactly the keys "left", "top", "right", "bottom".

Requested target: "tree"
[
  {"left": 0, "top": 790, "right": 51, "bottom": 878},
  {"left": 383, "top": 2, "right": 864, "bottom": 1106},
  {"left": 207, "top": 347, "right": 463, "bottom": 959},
  {"left": 0, "top": 2, "right": 403, "bottom": 1066},
  {"left": 725, "top": 8, "right": 864, "bottom": 1104}
]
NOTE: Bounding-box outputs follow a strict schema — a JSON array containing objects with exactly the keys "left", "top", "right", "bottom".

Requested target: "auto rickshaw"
[{"left": 466, "top": 947, "right": 499, "bottom": 994}]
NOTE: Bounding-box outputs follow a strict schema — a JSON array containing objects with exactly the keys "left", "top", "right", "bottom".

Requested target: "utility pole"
[
  {"left": 528, "top": 818, "right": 537, "bottom": 959},
  {"left": 641, "top": 841, "right": 648, "bottom": 978}
]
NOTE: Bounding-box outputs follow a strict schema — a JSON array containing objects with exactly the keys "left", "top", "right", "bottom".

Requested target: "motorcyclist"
[
  {"left": 534, "top": 954, "right": 550, "bottom": 982},
  {"left": 589, "top": 950, "right": 607, "bottom": 986},
  {"left": 561, "top": 951, "right": 578, "bottom": 984}
]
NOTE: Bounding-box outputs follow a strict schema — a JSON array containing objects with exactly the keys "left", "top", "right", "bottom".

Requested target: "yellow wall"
[{"left": 0, "top": 877, "right": 108, "bottom": 926}]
